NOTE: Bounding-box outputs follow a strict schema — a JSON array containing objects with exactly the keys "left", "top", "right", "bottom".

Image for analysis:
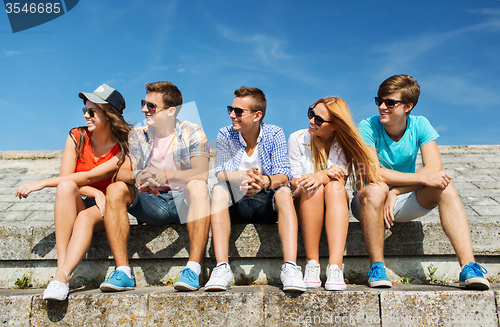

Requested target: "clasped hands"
[
  {"left": 239, "top": 167, "right": 270, "bottom": 196},
  {"left": 296, "top": 165, "right": 348, "bottom": 196},
  {"left": 134, "top": 167, "right": 167, "bottom": 196}
]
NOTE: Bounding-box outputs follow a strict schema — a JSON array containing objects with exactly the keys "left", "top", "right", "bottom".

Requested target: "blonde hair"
[{"left": 309, "top": 97, "right": 381, "bottom": 191}]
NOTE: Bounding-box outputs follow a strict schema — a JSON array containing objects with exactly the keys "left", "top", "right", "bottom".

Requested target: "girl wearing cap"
[
  {"left": 288, "top": 97, "right": 381, "bottom": 291},
  {"left": 15, "top": 84, "right": 130, "bottom": 300}
]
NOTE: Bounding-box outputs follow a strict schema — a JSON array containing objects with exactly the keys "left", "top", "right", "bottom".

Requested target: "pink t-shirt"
[{"left": 150, "top": 133, "right": 185, "bottom": 191}]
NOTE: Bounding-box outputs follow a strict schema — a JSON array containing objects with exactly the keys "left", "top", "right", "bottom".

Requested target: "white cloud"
[{"left": 3, "top": 50, "right": 21, "bottom": 57}]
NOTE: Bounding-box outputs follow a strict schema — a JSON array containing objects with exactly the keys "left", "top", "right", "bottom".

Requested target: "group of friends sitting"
[{"left": 15, "top": 74, "right": 490, "bottom": 301}]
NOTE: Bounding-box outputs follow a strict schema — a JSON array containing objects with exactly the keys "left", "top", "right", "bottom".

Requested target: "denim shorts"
[
  {"left": 351, "top": 191, "right": 434, "bottom": 222},
  {"left": 127, "top": 186, "right": 188, "bottom": 225},
  {"left": 214, "top": 181, "right": 291, "bottom": 224},
  {"left": 82, "top": 196, "right": 96, "bottom": 208}
]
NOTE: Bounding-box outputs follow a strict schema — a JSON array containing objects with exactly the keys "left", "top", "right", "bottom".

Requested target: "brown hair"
[
  {"left": 71, "top": 102, "right": 131, "bottom": 181},
  {"left": 234, "top": 86, "right": 267, "bottom": 121},
  {"left": 146, "top": 81, "right": 183, "bottom": 116},
  {"left": 309, "top": 97, "right": 381, "bottom": 191},
  {"left": 378, "top": 74, "right": 420, "bottom": 115}
]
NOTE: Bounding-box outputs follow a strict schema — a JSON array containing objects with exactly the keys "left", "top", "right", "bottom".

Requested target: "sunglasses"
[
  {"left": 307, "top": 106, "right": 332, "bottom": 126},
  {"left": 374, "top": 97, "right": 407, "bottom": 108},
  {"left": 227, "top": 106, "right": 257, "bottom": 117},
  {"left": 82, "top": 107, "right": 95, "bottom": 118},
  {"left": 141, "top": 100, "right": 170, "bottom": 114}
]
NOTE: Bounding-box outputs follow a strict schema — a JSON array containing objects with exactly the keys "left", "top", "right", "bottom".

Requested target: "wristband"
[
  {"left": 132, "top": 170, "right": 141, "bottom": 183},
  {"left": 262, "top": 174, "right": 271, "bottom": 190}
]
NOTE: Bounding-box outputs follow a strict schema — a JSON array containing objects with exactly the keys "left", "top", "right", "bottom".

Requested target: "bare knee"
[
  {"left": 359, "top": 182, "right": 388, "bottom": 208},
  {"left": 106, "top": 182, "right": 130, "bottom": 203},
  {"left": 185, "top": 180, "right": 209, "bottom": 203},
  {"left": 74, "top": 210, "right": 100, "bottom": 232},
  {"left": 274, "top": 186, "right": 293, "bottom": 209},
  {"left": 56, "top": 180, "right": 79, "bottom": 197},
  {"left": 211, "top": 185, "right": 230, "bottom": 205},
  {"left": 325, "top": 180, "right": 347, "bottom": 200}
]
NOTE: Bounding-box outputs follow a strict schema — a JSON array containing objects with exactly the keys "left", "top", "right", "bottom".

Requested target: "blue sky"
[{"left": 1, "top": 0, "right": 499, "bottom": 150}]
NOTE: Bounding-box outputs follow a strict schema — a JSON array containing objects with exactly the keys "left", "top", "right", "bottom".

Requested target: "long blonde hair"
[{"left": 309, "top": 97, "right": 381, "bottom": 191}]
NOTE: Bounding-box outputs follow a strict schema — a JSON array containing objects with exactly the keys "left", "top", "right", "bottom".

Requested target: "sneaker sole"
[
  {"left": 325, "top": 283, "right": 347, "bottom": 291},
  {"left": 304, "top": 281, "right": 322, "bottom": 289},
  {"left": 99, "top": 284, "right": 134, "bottom": 292},
  {"left": 283, "top": 285, "right": 306, "bottom": 292},
  {"left": 174, "top": 282, "right": 199, "bottom": 291},
  {"left": 204, "top": 284, "right": 230, "bottom": 292},
  {"left": 369, "top": 280, "right": 392, "bottom": 288},
  {"left": 460, "top": 278, "right": 490, "bottom": 290},
  {"left": 43, "top": 293, "right": 68, "bottom": 301}
]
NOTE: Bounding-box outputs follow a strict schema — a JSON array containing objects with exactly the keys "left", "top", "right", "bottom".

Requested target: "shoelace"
[
  {"left": 305, "top": 264, "right": 320, "bottom": 279},
  {"left": 368, "top": 266, "right": 385, "bottom": 279},
  {"left": 211, "top": 264, "right": 229, "bottom": 278},
  {"left": 106, "top": 270, "right": 119, "bottom": 281},
  {"left": 284, "top": 264, "right": 302, "bottom": 278},
  {"left": 47, "top": 281, "right": 66, "bottom": 289},
  {"left": 328, "top": 267, "right": 342, "bottom": 281},
  {"left": 180, "top": 268, "right": 197, "bottom": 281},
  {"left": 465, "top": 263, "right": 487, "bottom": 275}
]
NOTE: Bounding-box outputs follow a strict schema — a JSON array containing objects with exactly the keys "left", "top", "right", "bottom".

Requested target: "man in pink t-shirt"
[{"left": 100, "top": 81, "right": 211, "bottom": 292}]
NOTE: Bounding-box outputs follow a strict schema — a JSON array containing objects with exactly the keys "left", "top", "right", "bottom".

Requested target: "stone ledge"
[
  {"left": 1, "top": 285, "right": 499, "bottom": 326},
  {"left": 2, "top": 220, "right": 499, "bottom": 262}
]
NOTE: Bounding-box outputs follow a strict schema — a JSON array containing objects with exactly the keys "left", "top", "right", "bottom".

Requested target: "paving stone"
[
  {"left": 263, "top": 286, "right": 380, "bottom": 327},
  {"left": 380, "top": 290, "right": 498, "bottom": 327},
  {"left": 0, "top": 203, "right": 13, "bottom": 211},
  {"left": 0, "top": 211, "right": 32, "bottom": 221},
  {"left": 0, "top": 295, "right": 32, "bottom": 326},
  {"left": 0, "top": 226, "right": 33, "bottom": 260},
  {"left": 459, "top": 196, "right": 499, "bottom": 206},
  {"left": 26, "top": 211, "right": 55, "bottom": 222},
  {"left": 7, "top": 202, "right": 54, "bottom": 211},
  {"left": 472, "top": 181, "right": 499, "bottom": 189},
  {"left": 31, "top": 290, "right": 150, "bottom": 326},
  {"left": 470, "top": 205, "right": 500, "bottom": 216},
  {"left": 149, "top": 286, "right": 264, "bottom": 326}
]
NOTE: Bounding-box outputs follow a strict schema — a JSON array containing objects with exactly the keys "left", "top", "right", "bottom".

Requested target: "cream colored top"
[{"left": 287, "top": 129, "right": 347, "bottom": 178}]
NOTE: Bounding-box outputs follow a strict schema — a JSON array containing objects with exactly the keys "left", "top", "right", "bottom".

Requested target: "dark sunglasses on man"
[
  {"left": 141, "top": 100, "right": 170, "bottom": 114},
  {"left": 307, "top": 106, "right": 332, "bottom": 126},
  {"left": 374, "top": 97, "right": 407, "bottom": 108},
  {"left": 227, "top": 106, "right": 257, "bottom": 117}
]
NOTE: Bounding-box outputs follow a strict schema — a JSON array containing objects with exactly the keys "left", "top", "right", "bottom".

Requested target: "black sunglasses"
[
  {"left": 141, "top": 100, "right": 170, "bottom": 114},
  {"left": 82, "top": 107, "right": 95, "bottom": 118},
  {"left": 374, "top": 97, "right": 407, "bottom": 108},
  {"left": 227, "top": 106, "right": 257, "bottom": 117},
  {"left": 308, "top": 106, "right": 332, "bottom": 126}
]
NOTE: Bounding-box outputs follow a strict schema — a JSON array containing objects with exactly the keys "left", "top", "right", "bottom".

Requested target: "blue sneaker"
[
  {"left": 459, "top": 262, "right": 490, "bottom": 290},
  {"left": 368, "top": 262, "right": 392, "bottom": 288},
  {"left": 174, "top": 268, "right": 200, "bottom": 291},
  {"left": 100, "top": 270, "right": 135, "bottom": 292}
]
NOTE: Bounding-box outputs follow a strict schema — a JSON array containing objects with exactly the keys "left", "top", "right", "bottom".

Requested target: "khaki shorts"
[{"left": 351, "top": 191, "right": 434, "bottom": 222}]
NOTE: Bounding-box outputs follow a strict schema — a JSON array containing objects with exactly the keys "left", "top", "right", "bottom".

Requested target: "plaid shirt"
[
  {"left": 215, "top": 123, "right": 292, "bottom": 180},
  {"left": 129, "top": 119, "right": 209, "bottom": 172}
]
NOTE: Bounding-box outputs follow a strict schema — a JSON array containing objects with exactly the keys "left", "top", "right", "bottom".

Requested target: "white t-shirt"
[
  {"left": 287, "top": 129, "right": 347, "bottom": 178},
  {"left": 237, "top": 128, "right": 263, "bottom": 174}
]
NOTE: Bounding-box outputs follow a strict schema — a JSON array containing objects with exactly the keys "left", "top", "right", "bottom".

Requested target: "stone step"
[
  {"left": 1, "top": 285, "right": 499, "bottom": 326},
  {"left": 0, "top": 146, "right": 499, "bottom": 288}
]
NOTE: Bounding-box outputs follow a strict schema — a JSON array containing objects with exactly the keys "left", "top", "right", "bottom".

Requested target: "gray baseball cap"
[{"left": 79, "top": 83, "right": 126, "bottom": 114}]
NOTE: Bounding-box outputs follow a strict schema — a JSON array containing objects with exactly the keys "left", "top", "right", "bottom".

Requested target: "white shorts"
[{"left": 351, "top": 191, "right": 434, "bottom": 222}]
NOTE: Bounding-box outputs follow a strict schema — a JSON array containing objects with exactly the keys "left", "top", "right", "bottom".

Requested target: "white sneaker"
[
  {"left": 43, "top": 280, "right": 69, "bottom": 301},
  {"left": 325, "top": 264, "right": 346, "bottom": 291},
  {"left": 204, "top": 263, "right": 233, "bottom": 291},
  {"left": 281, "top": 263, "right": 306, "bottom": 292},
  {"left": 303, "top": 260, "right": 321, "bottom": 288}
]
